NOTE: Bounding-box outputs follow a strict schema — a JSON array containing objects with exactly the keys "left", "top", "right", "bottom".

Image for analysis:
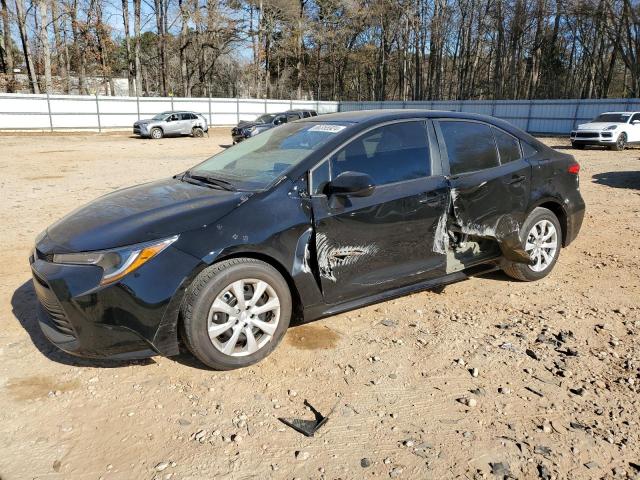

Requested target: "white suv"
[{"left": 570, "top": 111, "right": 640, "bottom": 150}]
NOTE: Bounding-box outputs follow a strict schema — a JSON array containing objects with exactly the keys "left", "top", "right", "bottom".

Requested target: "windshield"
[
  {"left": 189, "top": 122, "right": 349, "bottom": 190},
  {"left": 152, "top": 113, "right": 169, "bottom": 121},
  {"left": 255, "top": 114, "right": 276, "bottom": 124},
  {"left": 592, "top": 113, "right": 631, "bottom": 123}
]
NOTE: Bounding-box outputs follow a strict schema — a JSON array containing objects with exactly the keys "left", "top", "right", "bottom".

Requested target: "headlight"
[
  {"left": 52, "top": 235, "right": 178, "bottom": 285},
  {"left": 604, "top": 125, "right": 618, "bottom": 131},
  {"left": 247, "top": 126, "right": 256, "bottom": 133}
]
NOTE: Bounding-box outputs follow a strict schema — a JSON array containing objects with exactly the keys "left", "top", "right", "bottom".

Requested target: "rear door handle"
[{"left": 507, "top": 174, "right": 526, "bottom": 185}]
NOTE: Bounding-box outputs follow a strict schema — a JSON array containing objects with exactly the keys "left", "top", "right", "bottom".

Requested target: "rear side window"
[
  {"left": 521, "top": 141, "right": 539, "bottom": 157},
  {"left": 439, "top": 121, "right": 499, "bottom": 175},
  {"left": 302, "top": 111, "right": 311, "bottom": 118},
  {"left": 493, "top": 127, "right": 521, "bottom": 163}
]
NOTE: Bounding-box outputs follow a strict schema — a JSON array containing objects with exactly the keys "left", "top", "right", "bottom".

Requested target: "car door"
[
  {"left": 435, "top": 119, "right": 532, "bottom": 262},
  {"left": 309, "top": 120, "right": 449, "bottom": 304},
  {"left": 164, "top": 113, "right": 181, "bottom": 135},
  {"left": 178, "top": 113, "right": 194, "bottom": 134}
]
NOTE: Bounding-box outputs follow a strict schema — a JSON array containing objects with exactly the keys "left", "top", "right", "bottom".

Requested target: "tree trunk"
[
  {"left": 121, "top": 0, "right": 134, "bottom": 95},
  {"left": 0, "top": 0, "right": 13, "bottom": 78},
  {"left": 50, "top": 0, "right": 70, "bottom": 93},
  {"left": 15, "top": 0, "right": 39, "bottom": 93},
  {"left": 154, "top": 0, "right": 167, "bottom": 96},
  {"left": 37, "top": 0, "right": 52, "bottom": 93},
  {"left": 133, "top": 0, "right": 142, "bottom": 95},
  {"left": 179, "top": 0, "right": 189, "bottom": 97}
]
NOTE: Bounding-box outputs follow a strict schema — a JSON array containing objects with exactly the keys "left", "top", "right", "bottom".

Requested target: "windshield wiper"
[{"left": 182, "top": 172, "right": 237, "bottom": 191}]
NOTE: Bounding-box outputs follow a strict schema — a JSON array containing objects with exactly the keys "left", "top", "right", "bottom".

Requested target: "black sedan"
[{"left": 30, "top": 110, "right": 585, "bottom": 370}]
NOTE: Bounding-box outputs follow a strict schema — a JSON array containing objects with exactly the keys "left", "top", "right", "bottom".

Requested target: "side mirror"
[{"left": 327, "top": 171, "right": 375, "bottom": 197}]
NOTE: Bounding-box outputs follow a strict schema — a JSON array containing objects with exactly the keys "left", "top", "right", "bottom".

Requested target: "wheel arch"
[
  {"left": 528, "top": 199, "right": 568, "bottom": 246},
  {"left": 216, "top": 251, "right": 303, "bottom": 321}
]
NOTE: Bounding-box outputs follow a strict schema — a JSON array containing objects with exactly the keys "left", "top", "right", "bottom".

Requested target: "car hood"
[
  {"left": 577, "top": 122, "right": 621, "bottom": 130},
  {"left": 43, "top": 178, "right": 246, "bottom": 253},
  {"left": 236, "top": 121, "right": 270, "bottom": 129}
]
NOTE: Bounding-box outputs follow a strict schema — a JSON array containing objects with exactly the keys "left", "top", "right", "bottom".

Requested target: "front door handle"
[{"left": 507, "top": 174, "right": 526, "bottom": 185}]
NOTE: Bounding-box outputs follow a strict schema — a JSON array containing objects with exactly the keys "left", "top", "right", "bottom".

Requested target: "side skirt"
[{"left": 302, "top": 263, "right": 500, "bottom": 323}]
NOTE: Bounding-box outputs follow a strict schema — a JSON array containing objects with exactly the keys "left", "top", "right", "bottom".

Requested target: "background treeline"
[{"left": 0, "top": 0, "right": 639, "bottom": 100}]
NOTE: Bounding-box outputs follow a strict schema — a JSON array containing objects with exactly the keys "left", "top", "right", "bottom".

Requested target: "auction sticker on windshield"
[{"left": 308, "top": 124, "right": 347, "bottom": 133}]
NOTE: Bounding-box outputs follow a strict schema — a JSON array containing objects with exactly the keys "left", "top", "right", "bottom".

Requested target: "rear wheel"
[
  {"left": 181, "top": 258, "right": 292, "bottom": 370},
  {"left": 611, "top": 133, "right": 626, "bottom": 151},
  {"left": 192, "top": 127, "right": 204, "bottom": 138},
  {"left": 503, "top": 207, "right": 562, "bottom": 282},
  {"left": 150, "top": 127, "right": 163, "bottom": 139}
]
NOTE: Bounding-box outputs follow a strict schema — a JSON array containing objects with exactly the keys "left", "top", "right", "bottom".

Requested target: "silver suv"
[{"left": 133, "top": 111, "right": 209, "bottom": 139}]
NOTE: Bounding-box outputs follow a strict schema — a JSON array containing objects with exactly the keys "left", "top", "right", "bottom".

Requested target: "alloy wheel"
[
  {"left": 617, "top": 134, "right": 626, "bottom": 150},
  {"left": 207, "top": 278, "right": 281, "bottom": 357},
  {"left": 525, "top": 219, "right": 558, "bottom": 272}
]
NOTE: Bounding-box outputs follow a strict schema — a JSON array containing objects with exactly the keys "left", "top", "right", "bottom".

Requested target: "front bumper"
[
  {"left": 29, "top": 245, "right": 202, "bottom": 360},
  {"left": 570, "top": 130, "right": 616, "bottom": 145},
  {"left": 133, "top": 124, "right": 150, "bottom": 137}
]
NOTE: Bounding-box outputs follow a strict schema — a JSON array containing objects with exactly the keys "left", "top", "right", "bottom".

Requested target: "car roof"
[
  {"left": 298, "top": 108, "right": 504, "bottom": 125},
  {"left": 598, "top": 111, "right": 637, "bottom": 115}
]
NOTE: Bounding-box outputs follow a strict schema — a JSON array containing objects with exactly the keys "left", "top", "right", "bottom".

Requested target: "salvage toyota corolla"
[{"left": 30, "top": 110, "right": 585, "bottom": 370}]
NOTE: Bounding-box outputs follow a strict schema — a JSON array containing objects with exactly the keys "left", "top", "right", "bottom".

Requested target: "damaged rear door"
[
  {"left": 308, "top": 120, "right": 448, "bottom": 303},
  {"left": 435, "top": 119, "right": 532, "bottom": 264}
]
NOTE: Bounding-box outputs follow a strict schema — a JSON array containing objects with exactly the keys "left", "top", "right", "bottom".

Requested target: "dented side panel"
[
  {"left": 447, "top": 157, "right": 533, "bottom": 264},
  {"left": 310, "top": 176, "right": 449, "bottom": 303}
]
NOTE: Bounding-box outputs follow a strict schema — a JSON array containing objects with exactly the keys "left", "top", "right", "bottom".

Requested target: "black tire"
[
  {"left": 192, "top": 127, "right": 204, "bottom": 138},
  {"left": 572, "top": 142, "right": 584, "bottom": 150},
  {"left": 150, "top": 127, "right": 163, "bottom": 139},
  {"left": 611, "top": 133, "right": 626, "bottom": 151},
  {"left": 503, "top": 207, "right": 562, "bottom": 282},
  {"left": 181, "top": 258, "right": 292, "bottom": 370}
]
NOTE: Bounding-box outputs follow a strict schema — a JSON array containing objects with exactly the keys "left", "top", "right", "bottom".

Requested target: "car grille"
[
  {"left": 576, "top": 132, "right": 599, "bottom": 139},
  {"left": 32, "top": 271, "right": 76, "bottom": 337},
  {"left": 133, "top": 126, "right": 141, "bottom": 134}
]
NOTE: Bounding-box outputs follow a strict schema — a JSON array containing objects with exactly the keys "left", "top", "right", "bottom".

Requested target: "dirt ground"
[{"left": 0, "top": 129, "right": 639, "bottom": 480}]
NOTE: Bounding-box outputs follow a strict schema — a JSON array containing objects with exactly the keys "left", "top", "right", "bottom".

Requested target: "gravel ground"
[{"left": 0, "top": 130, "right": 639, "bottom": 480}]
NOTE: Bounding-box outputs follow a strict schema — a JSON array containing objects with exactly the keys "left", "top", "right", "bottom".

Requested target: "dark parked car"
[
  {"left": 31, "top": 110, "right": 584, "bottom": 370},
  {"left": 231, "top": 109, "right": 317, "bottom": 143}
]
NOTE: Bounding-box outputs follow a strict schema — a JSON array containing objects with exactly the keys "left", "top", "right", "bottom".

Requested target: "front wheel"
[
  {"left": 181, "top": 258, "right": 292, "bottom": 370},
  {"left": 611, "top": 133, "right": 626, "bottom": 151},
  {"left": 150, "top": 127, "right": 163, "bottom": 140},
  {"left": 503, "top": 207, "right": 562, "bottom": 282}
]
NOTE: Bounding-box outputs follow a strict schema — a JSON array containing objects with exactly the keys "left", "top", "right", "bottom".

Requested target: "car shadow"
[
  {"left": 592, "top": 171, "right": 640, "bottom": 190},
  {"left": 219, "top": 144, "right": 232, "bottom": 149},
  {"left": 11, "top": 280, "right": 154, "bottom": 368}
]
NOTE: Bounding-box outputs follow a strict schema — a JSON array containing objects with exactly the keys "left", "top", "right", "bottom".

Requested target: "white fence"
[
  {"left": 1, "top": 94, "right": 639, "bottom": 134},
  {"left": 340, "top": 98, "right": 640, "bottom": 135},
  {"left": 0, "top": 93, "right": 339, "bottom": 131}
]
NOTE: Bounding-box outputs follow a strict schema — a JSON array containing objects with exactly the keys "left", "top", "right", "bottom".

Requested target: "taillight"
[{"left": 568, "top": 162, "right": 580, "bottom": 175}]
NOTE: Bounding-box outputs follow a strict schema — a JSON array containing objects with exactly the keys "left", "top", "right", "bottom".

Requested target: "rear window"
[
  {"left": 493, "top": 127, "right": 521, "bottom": 163},
  {"left": 439, "top": 121, "right": 499, "bottom": 175}
]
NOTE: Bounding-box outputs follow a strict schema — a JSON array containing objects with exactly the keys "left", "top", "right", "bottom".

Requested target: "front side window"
[
  {"left": 631, "top": 113, "right": 640, "bottom": 123},
  {"left": 439, "top": 121, "right": 499, "bottom": 175},
  {"left": 329, "top": 121, "right": 430, "bottom": 186},
  {"left": 190, "top": 122, "right": 349, "bottom": 190},
  {"left": 493, "top": 127, "right": 521, "bottom": 163}
]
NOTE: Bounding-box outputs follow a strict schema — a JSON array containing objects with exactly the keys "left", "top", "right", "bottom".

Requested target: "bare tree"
[
  {"left": 36, "top": 0, "right": 52, "bottom": 93},
  {"left": 15, "top": 0, "right": 39, "bottom": 93}
]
